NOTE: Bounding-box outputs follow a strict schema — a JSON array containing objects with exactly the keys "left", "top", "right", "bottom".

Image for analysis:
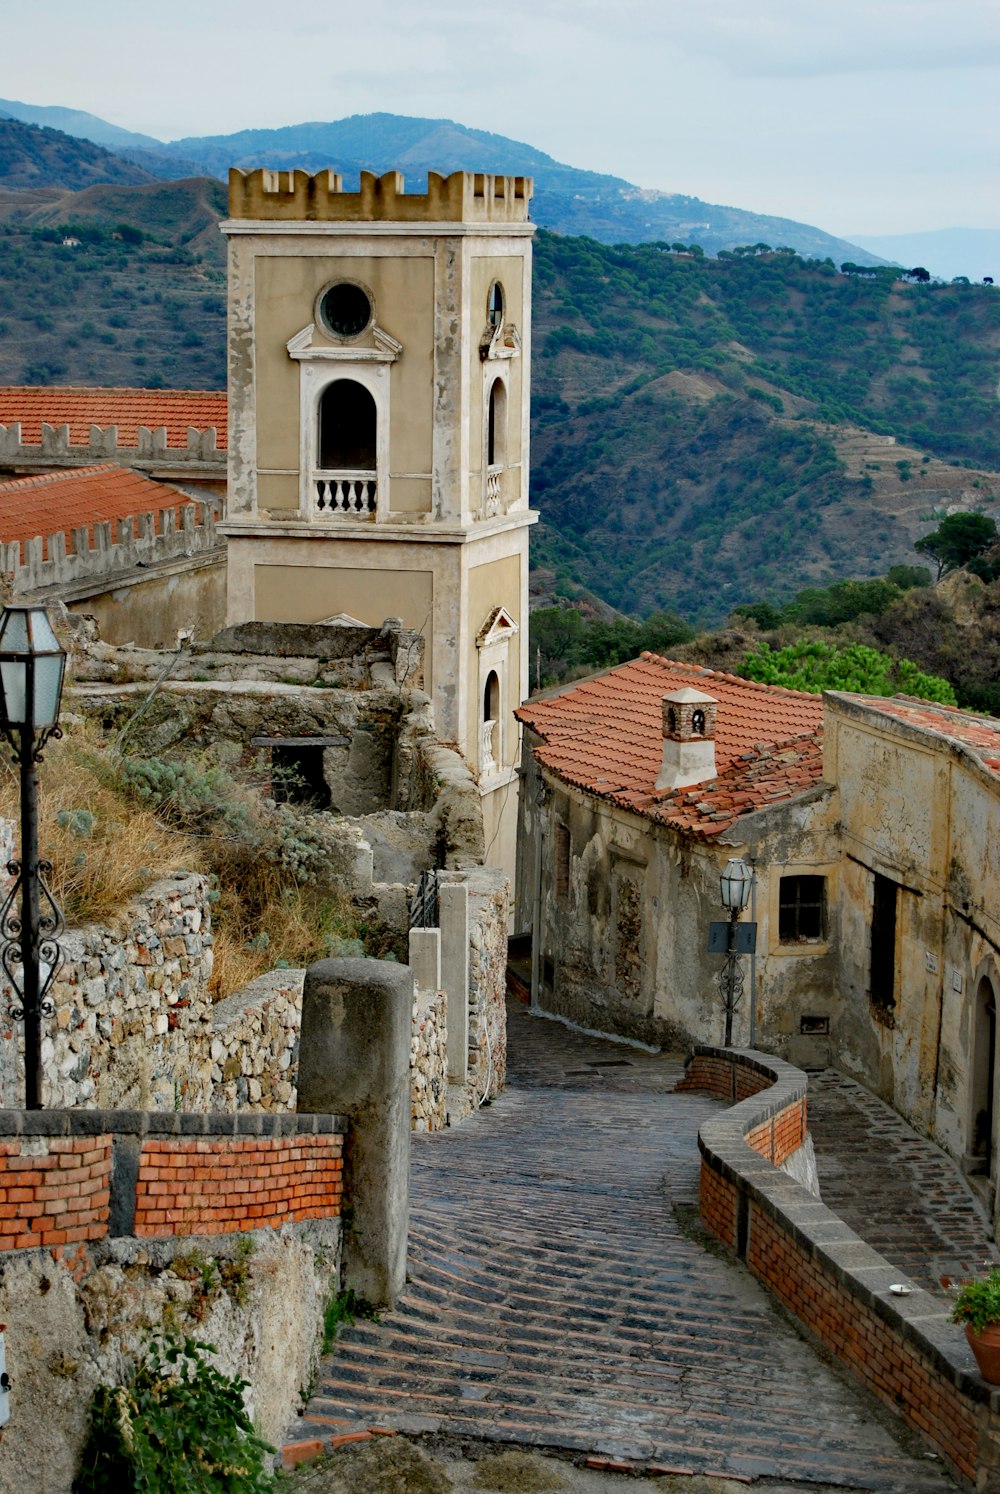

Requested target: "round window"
[{"left": 320, "top": 282, "right": 373, "bottom": 339}]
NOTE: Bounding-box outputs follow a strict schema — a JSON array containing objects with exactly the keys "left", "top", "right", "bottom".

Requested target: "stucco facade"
[
  {"left": 825, "top": 693, "right": 1000, "bottom": 1209},
  {"left": 219, "top": 169, "right": 537, "bottom": 887}
]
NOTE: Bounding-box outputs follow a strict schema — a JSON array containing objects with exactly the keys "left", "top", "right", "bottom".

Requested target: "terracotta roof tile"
[
  {"left": 517, "top": 653, "right": 824, "bottom": 839},
  {"left": 850, "top": 695, "right": 1000, "bottom": 782},
  {"left": 0, "top": 463, "right": 198, "bottom": 559},
  {"left": 0, "top": 385, "right": 227, "bottom": 449}
]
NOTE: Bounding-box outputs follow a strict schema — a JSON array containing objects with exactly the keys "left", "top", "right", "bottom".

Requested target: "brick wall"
[
  {"left": 133, "top": 1134, "right": 343, "bottom": 1238},
  {"left": 0, "top": 1109, "right": 346, "bottom": 1253},
  {"left": 694, "top": 1046, "right": 997, "bottom": 1489},
  {"left": 0, "top": 1136, "right": 111, "bottom": 1250}
]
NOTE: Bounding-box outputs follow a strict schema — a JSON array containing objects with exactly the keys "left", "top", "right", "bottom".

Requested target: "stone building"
[
  {"left": 516, "top": 652, "right": 1000, "bottom": 1230},
  {"left": 219, "top": 168, "right": 537, "bottom": 886}
]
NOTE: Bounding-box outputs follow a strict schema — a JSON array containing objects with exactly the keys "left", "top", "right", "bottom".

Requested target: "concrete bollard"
[{"left": 298, "top": 957, "right": 412, "bottom": 1307}]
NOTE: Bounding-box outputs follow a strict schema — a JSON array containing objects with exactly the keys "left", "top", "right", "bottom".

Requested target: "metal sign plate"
[{"left": 707, "top": 922, "right": 757, "bottom": 955}]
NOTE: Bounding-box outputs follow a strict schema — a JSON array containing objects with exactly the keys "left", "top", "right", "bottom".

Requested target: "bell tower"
[{"left": 220, "top": 167, "right": 536, "bottom": 881}]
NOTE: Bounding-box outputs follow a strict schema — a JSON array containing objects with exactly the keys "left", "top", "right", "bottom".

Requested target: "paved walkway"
[
  {"left": 807, "top": 1069, "right": 997, "bottom": 1295},
  {"left": 289, "top": 1007, "right": 965, "bottom": 1490}
]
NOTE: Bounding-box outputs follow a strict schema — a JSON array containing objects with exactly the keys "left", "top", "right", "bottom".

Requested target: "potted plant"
[{"left": 952, "top": 1267, "right": 1000, "bottom": 1383}]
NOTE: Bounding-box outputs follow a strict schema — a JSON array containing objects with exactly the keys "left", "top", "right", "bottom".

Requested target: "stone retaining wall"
[
  {"left": 467, "top": 867, "right": 509, "bottom": 1103},
  {"left": 0, "top": 874, "right": 302, "bottom": 1114},
  {"left": 411, "top": 987, "right": 448, "bottom": 1132},
  {"left": 689, "top": 1045, "right": 1000, "bottom": 1490}
]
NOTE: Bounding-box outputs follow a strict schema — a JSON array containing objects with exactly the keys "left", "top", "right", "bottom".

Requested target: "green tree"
[
  {"left": 738, "top": 640, "right": 956, "bottom": 703},
  {"left": 914, "top": 512, "right": 998, "bottom": 578}
]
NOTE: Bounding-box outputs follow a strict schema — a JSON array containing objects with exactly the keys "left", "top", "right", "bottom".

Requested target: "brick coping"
[
  {"left": 694, "top": 1046, "right": 997, "bottom": 1412},
  {"left": 0, "top": 1107, "right": 348, "bottom": 1138}
]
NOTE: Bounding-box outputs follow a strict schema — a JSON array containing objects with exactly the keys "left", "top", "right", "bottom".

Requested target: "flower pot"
[{"left": 965, "top": 1322, "right": 1000, "bottom": 1383}]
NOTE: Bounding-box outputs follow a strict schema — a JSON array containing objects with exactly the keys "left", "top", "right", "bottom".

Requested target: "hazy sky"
[{"left": 4, "top": 0, "right": 998, "bottom": 236}]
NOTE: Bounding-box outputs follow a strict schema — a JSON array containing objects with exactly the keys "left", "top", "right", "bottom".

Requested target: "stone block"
[{"left": 298, "top": 957, "right": 412, "bottom": 1306}]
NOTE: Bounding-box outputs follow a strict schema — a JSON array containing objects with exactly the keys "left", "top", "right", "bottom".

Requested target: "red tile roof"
[
  {"left": 517, "top": 653, "right": 824, "bottom": 839},
  {"left": 0, "top": 463, "right": 197, "bottom": 559},
  {"left": 851, "top": 695, "right": 1000, "bottom": 780},
  {"left": 0, "top": 386, "right": 227, "bottom": 448}
]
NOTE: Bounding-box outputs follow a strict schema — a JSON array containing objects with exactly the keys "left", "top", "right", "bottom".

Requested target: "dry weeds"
[{"left": 0, "top": 720, "right": 197, "bottom": 926}]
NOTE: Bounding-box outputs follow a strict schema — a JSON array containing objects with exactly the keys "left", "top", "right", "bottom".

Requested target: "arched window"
[
  {"left": 692, "top": 709, "right": 706, "bottom": 736},
  {"left": 487, "top": 378, "right": 506, "bottom": 468},
  {"left": 318, "top": 380, "right": 376, "bottom": 471},
  {"left": 481, "top": 669, "right": 501, "bottom": 774},
  {"left": 487, "top": 281, "right": 504, "bottom": 329}
]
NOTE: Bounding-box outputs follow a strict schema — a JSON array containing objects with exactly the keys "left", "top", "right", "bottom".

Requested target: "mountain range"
[
  {"left": 0, "top": 103, "right": 997, "bottom": 629},
  {"left": 0, "top": 101, "right": 888, "bottom": 266}
]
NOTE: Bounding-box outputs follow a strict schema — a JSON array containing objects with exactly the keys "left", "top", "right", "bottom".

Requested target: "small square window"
[{"left": 779, "top": 875, "right": 825, "bottom": 943}]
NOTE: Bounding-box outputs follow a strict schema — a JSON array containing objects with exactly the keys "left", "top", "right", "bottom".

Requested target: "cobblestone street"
[{"left": 289, "top": 1007, "right": 970, "bottom": 1490}]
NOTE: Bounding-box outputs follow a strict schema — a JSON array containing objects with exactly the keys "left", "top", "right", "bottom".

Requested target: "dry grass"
[
  {"left": 0, "top": 721, "right": 198, "bottom": 926},
  {"left": 0, "top": 720, "right": 398, "bottom": 1000},
  {"left": 206, "top": 845, "right": 373, "bottom": 998}
]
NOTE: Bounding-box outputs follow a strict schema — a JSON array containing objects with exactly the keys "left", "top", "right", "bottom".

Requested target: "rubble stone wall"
[
  {"left": 411, "top": 986, "right": 448, "bottom": 1133},
  {"left": 0, "top": 874, "right": 304, "bottom": 1114}
]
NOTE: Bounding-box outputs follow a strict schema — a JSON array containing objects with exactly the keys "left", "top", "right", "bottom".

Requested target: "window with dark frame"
[
  {"left": 554, "top": 822, "right": 571, "bottom": 899},
  {"left": 870, "top": 872, "right": 898, "bottom": 1014},
  {"left": 778, "top": 875, "right": 826, "bottom": 943}
]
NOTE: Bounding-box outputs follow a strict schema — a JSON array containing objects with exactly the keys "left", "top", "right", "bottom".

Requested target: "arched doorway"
[{"left": 972, "top": 975, "right": 998, "bottom": 1178}]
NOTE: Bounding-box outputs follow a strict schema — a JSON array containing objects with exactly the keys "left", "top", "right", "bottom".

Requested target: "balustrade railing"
[
  {"left": 485, "top": 465, "right": 503, "bottom": 517},
  {"left": 313, "top": 471, "right": 377, "bottom": 518}
]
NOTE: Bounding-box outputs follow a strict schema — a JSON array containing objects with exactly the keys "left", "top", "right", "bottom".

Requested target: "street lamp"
[
  {"left": 719, "top": 857, "right": 753, "bottom": 1047},
  {"left": 0, "top": 605, "right": 66, "bottom": 1109}
]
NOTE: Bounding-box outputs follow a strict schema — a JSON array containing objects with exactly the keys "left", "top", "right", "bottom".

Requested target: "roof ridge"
[
  {"left": 0, "top": 384, "right": 226, "bottom": 398},
  {"left": 0, "top": 462, "right": 119, "bottom": 491},
  {"left": 639, "top": 651, "right": 824, "bottom": 702}
]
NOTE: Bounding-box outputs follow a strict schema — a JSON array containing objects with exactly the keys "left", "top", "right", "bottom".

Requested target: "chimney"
[{"left": 656, "top": 687, "right": 717, "bottom": 791}]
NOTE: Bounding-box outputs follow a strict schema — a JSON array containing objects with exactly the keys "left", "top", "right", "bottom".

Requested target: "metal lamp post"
[
  {"left": 719, "top": 857, "right": 753, "bottom": 1047},
  {"left": 0, "top": 605, "right": 66, "bottom": 1109}
]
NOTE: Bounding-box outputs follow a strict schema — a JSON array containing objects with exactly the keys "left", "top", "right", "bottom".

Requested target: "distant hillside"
[
  {"left": 0, "top": 183, "right": 996, "bottom": 624},
  {"left": 848, "top": 228, "right": 1000, "bottom": 285},
  {"left": 0, "top": 97, "right": 161, "bottom": 150},
  {"left": 529, "top": 235, "right": 1000, "bottom": 621},
  {"left": 0, "top": 118, "right": 154, "bottom": 190}
]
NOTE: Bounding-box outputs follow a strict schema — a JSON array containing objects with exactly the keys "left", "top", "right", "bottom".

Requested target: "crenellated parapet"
[
  {"left": 0, "top": 421, "right": 225, "bottom": 471},
  {"left": 1, "top": 498, "right": 223, "bottom": 594},
  {"left": 227, "top": 167, "right": 533, "bottom": 224}
]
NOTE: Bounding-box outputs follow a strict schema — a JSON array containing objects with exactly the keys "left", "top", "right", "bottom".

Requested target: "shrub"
[{"left": 73, "top": 1334, "right": 274, "bottom": 1493}]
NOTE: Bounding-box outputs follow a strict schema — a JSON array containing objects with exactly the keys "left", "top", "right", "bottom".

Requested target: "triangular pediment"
[
  {"left": 287, "top": 322, "right": 403, "bottom": 361},
  {"left": 479, "top": 321, "right": 521, "bottom": 362},
  {"left": 477, "top": 605, "right": 519, "bottom": 647}
]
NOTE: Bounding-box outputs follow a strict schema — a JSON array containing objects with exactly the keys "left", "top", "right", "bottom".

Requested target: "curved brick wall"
[{"left": 686, "top": 1046, "right": 999, "bottom": 1490}]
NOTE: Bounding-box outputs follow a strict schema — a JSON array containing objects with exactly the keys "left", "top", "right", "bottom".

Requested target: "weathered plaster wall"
[
  {"left": 0, "top": 1223, "right": 340, "bottom": 1494},
  {"left": 826, "top": 694, "right": 1000, "bottom": 1184},
  {"left": 519, "top": 739, "right": 837, "bottom": 1054}
]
